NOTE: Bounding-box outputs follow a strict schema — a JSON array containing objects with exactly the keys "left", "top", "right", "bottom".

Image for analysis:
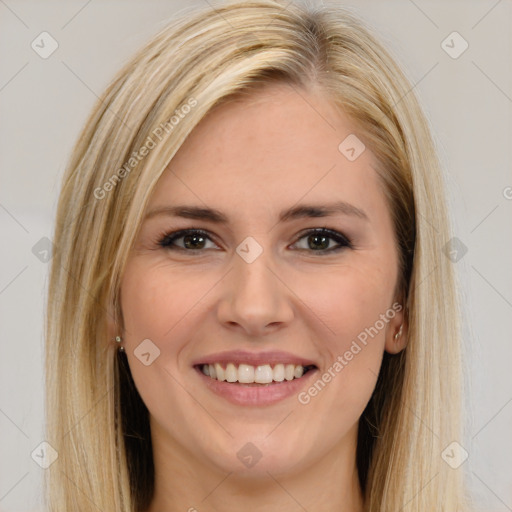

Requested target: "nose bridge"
[
  {"left": 217, "top": 238, "right": 293, "bottom": 333},
  {"left": 233, "top": 241, "right": 279, "bottom": 306}
]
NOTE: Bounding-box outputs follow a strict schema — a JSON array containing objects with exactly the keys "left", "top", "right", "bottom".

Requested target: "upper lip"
[{"left": 192, "top": 350, "right": 318, "bottom": 368}]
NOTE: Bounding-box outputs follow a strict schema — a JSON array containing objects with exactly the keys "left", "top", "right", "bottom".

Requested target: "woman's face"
[{"left": 118, "top": 83, "right": 406, "bottom": 479}]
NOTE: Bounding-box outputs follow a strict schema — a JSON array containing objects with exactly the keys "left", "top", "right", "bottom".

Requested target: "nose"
[{"left": 216, "top": 247, "right": 294, "bottom": 337}]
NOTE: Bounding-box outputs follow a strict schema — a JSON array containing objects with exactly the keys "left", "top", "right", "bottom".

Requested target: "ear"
[{"left": 384, "top": 300, "right": 409, "bottom": 355}]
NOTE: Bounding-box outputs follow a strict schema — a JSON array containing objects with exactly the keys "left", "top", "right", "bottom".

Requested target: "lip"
[
  {"left": 194, "top": 365, "right": 319, "bottom": 406},
  {"left": 191, "top": 349, "right": 318, "bottom": 368}
]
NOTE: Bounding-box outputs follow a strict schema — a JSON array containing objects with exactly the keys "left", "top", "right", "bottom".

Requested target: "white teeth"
[
  {"left": 285, "top": 364, "right": 295, "bottom": 381},
  {"left": 214, "top": 363, "right": 225, "bottom": 381},
  {"left": 294, "top": 365, "right": 304, "bottom": 378},
  {"left": 225, "top": 363, "right": 237, "bottom": 382},
  {"left": 255, "top": 364, "right": 273, "bottom": 383},
  {"left": 273, "top": 363, "right": 285, "bottom": 382},
  {"left": 200, "top": 362, "right": 312, "bottom": 383},
  {"left": 238, "top": 364, "right": 255, "bottom": 383}
]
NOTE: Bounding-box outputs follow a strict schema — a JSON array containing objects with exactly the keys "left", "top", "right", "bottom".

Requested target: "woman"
[{"left": 44, "top": 1, "right": 474, "bottom": 510}]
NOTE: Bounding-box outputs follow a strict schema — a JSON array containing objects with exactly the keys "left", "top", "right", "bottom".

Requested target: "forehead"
[{"left": 150, "top": 82, "right": 387, "bottom": 223}]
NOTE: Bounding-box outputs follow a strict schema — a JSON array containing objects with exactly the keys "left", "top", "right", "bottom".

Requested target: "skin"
[{"left": 115, "top": 82, "right": 408, "bottom": 512}]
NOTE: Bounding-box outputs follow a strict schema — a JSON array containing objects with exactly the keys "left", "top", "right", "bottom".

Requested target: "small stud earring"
[
  {"left": 394, "top": 324, "right": 403, "bottom": 341},
  {"left": 115, "top": 335, "right": 125, "bottom": 352}
]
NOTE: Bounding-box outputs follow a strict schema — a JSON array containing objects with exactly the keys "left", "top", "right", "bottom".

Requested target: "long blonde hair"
[{"left": 44, "top": 1, "right": 473, "bottom": 510}]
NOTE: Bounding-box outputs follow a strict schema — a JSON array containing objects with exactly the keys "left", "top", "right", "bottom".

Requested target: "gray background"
[{"left": 0, "top": 1, "right": 511, "bottom": 510}]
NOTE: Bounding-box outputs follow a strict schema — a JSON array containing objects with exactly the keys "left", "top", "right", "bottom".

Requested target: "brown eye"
[
  {"left": 159, "top": 229, "right": 217, "bottom": 251},
  {"left": 292, "top": 228, "right": 352, "bottom": 254}
]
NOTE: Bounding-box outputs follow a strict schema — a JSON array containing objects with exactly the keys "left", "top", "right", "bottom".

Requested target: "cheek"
[
  {"left": 118, "top": 258, "right": 213, "bottom": 407},
  {"left": 119, "top": 259, "right": 211, "bottom": 427},
  {"left": 315, "top": 260, "right": 397, "bottom": 352},
  {"left": 298, "top": 256, "right": 397, "bottom": 408},
  {"left": 120, "top": 259, "right": 216, "bottom": 343}
]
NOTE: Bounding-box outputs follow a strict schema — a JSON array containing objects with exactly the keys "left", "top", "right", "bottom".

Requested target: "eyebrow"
[{"left": 145, "top": 201, "right": 369, "bottom": 223}]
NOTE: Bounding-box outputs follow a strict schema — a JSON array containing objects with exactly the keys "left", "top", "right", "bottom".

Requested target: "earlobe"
[{"left": 384, "top": 305, "right": 409, "bottom": 354}]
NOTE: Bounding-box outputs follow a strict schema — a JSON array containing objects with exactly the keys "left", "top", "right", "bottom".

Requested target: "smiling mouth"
[{"left": 194, "top": 363, "right": 317, "bottom": 386}]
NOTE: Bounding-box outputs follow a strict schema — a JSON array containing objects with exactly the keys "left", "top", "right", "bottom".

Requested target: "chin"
[{"left": 204, "top": 432, "right": 309, "bottom": 478}]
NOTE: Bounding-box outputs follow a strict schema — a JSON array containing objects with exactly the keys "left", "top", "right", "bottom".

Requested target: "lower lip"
[{"left": 194, "top": 366, "right": 319, "bottom": 406}]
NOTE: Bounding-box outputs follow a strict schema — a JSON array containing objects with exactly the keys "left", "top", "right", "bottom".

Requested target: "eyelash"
[{"left": 156, "top": 227, "right": 353, "bottom": 255}]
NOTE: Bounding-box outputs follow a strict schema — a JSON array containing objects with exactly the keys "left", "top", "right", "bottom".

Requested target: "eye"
[
  {"left": 158, "top": 229, "right": 218, "bottom": 252},
  {"left": 291, "top": 228, "right": 352, "bottom": 254},
  {"left": 157, "top": 227, "right": 352, "bottom": 254}
]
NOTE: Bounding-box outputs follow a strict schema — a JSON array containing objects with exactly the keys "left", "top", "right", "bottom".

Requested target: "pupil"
[
  {"left": 309, "top": 234, "right": 328, "bottom": 250},
  {"left": 184, "top": 234, "right": 205, "bottom": 249}
]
